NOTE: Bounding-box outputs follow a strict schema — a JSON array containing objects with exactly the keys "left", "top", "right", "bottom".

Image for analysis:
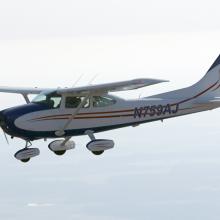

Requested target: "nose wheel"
[{"left": 14, "top": 141, "right": 40, "bottom": 163}]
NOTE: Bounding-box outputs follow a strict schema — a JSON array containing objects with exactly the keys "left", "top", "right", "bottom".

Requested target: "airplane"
[{"left": 0, "top": 54, "right": 220, "bottom": 163}]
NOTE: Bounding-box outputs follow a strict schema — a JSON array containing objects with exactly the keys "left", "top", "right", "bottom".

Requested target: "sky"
[{"left": 0, "top": 0, "right": 220, "bottom": 220}]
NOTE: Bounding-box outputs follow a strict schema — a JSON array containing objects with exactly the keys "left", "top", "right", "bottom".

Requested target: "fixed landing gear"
[
  {"left": 48, "top": 138, "right": 75, "bottom": 156},
  {"left": 13, "top": 132, "right": 113, "bottom": 162},
  {"left": 14, "top": 141, "right": 40, "bottom": 163},
  {"left": 85, "top": 130, "right": 114, "bottom": 156},
  {"left": 13, "top": 138, "right": 75, "bottom": 163}
]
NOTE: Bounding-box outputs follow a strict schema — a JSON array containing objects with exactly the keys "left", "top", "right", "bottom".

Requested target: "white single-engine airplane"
[{"left": 0, "top": 55, "right": 220, "bottom": 163}]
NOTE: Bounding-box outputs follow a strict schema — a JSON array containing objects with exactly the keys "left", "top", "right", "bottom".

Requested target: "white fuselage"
[
  {"left": 12, "top": 95, "right": 216, "bottom": 138},
  {"left": 3, "top": 69, "right": 220, "bottom": 141}
]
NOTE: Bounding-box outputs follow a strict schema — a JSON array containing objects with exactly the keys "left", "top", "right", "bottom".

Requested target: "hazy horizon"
[{"left": 0, "top": 0, "right": 220, "bottom": 219}]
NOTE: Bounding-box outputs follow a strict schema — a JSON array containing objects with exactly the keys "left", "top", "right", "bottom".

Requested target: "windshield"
[{"left": 32, "top": 91, "right": 62, "bottom": 109}]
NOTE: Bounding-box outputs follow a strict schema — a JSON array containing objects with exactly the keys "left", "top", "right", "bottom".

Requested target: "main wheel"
[
  {"left": 21, "top": 158, "right": 30, "bottom": 163},
  {"left": 54, "top": 150, "right": 66, "bottom": 156},
  {"left": 92, "top": 150, "right": 104, "bottom": 156}
]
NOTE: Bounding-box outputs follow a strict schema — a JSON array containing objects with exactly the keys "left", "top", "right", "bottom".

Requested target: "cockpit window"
[
  {"left": 65, "top": 96, "right": 90, "bottom": 108},
  {"left": 32, "top": 91, "right": 62, "bottom": 109},
  {"left": 93, "top": 96, "right": 116, "bottom": 107}
]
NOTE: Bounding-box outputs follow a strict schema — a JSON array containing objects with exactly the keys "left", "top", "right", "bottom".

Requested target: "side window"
[
  {"left": 65, "top": 96, "right": 90, "bottom": 108},
  {"left": 51, "top": 96, "right": 62, "bottom": 108},
  {"left": 93, "top": 96, "right": 116, "bottom": 107}
]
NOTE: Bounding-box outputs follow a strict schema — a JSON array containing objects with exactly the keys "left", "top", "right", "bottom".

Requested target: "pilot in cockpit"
[{"left": 65, "top": 97, "right": 81, "bottom": 108}]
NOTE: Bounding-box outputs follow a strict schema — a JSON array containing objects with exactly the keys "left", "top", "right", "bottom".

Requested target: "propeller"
[
  {"left": 0, "top": 111, "right": 9, "bottom": 145},
  {"left": 2, "top": 129, "right": 9, "bottom": 145}
]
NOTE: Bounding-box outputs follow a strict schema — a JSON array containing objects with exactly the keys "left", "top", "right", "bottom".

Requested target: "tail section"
[
  {"left": 194, "top": 54, "right": 220, "bottom": 95},
  {"left": 150, "top": 54, "right": 220, "bottom": 101}
]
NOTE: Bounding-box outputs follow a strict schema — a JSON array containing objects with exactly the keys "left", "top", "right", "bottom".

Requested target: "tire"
[
  {"left": 54, "top": 150, "right": 66, "bottom": 156},
  {"left": 21, "top": 158, "right": 30, "bottom": 163},
  {"left": 92, "top": 151, "right": 104, "bottom": 156}
]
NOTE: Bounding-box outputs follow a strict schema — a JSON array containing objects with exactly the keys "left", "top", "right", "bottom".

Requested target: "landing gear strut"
[{"left": 14, "top": 141, "right": 40, "bottom": 163}]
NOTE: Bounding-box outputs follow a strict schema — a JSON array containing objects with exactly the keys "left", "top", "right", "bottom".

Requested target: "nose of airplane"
[{"left": 0, "top": 111, "right": 6, "bottom": 127}]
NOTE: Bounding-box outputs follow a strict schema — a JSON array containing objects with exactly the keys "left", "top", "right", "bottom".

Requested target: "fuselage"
[{"left": 0, "top": 92, "right": 216, "bottom": 141}]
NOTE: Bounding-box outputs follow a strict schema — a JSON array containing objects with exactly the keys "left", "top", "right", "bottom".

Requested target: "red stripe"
[
  {"left": 171, "top": 80, "right": 219, "bottom": 106},
  {"left": 212, "top": 83, "right": 220, "bottom": 91},
  {"left": 33, "top": 114, "right": 134, "bottom": 121},
  {"left": 34, "top": 109, "right": 134, "bottom": 120}
]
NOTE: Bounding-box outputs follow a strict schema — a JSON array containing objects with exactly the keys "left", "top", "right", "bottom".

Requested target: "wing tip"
[{"left": 136, "top": 78, "right": 169, "bottom": 83}]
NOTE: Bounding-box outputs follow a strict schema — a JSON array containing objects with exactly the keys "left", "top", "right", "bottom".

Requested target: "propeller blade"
[
  {"left": 0, "top": 112, "right": 9, "bottom": 145},
  {"left": 2, "top": 128, "right": 9, "bottom": 145}
]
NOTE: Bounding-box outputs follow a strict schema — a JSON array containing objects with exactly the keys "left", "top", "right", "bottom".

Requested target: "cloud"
[{"left": 27, "top": 203, "right": 55, "bottom": 207}]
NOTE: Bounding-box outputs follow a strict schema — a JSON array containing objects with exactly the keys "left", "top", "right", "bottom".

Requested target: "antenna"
[
  {"left": 72, "top": 73, "right": 85, "bottom": 87},
  {"left": 88, "top": 73, "right": 99, "bottom": 85}
]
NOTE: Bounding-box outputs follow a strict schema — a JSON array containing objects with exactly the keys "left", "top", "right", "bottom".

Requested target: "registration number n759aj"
[{"left": 134, "top": 104, "right": 179, "bottom": 118}]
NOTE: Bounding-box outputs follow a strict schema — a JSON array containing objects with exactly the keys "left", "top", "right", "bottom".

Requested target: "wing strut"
[
  {"left": 22, "top": 94, "right": 30, "bottom": 103},
  {"left": 55, "top": 94, "right": 91, "bottom": 137}
]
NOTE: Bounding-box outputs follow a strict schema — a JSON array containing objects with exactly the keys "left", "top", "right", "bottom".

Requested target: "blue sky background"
[{"left": 0, "top": 0, "right": 220, "bottom": 219}]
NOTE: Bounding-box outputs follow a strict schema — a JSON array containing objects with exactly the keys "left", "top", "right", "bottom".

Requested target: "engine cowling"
[{"left": 86, "top": 139, "right": 114, "bottom": 153}]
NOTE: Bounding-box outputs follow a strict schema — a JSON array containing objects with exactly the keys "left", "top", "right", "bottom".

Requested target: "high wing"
[
  {"left": 57, "top": 78, "right": 168, "bottom": 95},
  {"left": 0, "top": 86, "right": 47, "bottom": 95},
  {"left": 0, "top": 78, "right": 168, "bottom": 96},
  {"left": 55, "top": 78, "right": 168, "bottom": 136},
  {"left": 0, "top": 87, "right": 50, "bottom": 103}
]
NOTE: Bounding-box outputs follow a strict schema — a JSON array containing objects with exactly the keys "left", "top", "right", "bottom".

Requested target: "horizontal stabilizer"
[
  {"left": 193, "top": 97, "right": 220, "bottom": 107},
  {"left": 209, "top": 98, "right": 220, "bottom": 103}
]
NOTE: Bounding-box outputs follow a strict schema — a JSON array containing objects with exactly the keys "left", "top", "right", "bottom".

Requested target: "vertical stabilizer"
[
  {"left": 195, "top": 54, "right": 220, "bottom": 96},
  {"left": 149, "top": 54, "right": 220, "bottom": 100}
]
